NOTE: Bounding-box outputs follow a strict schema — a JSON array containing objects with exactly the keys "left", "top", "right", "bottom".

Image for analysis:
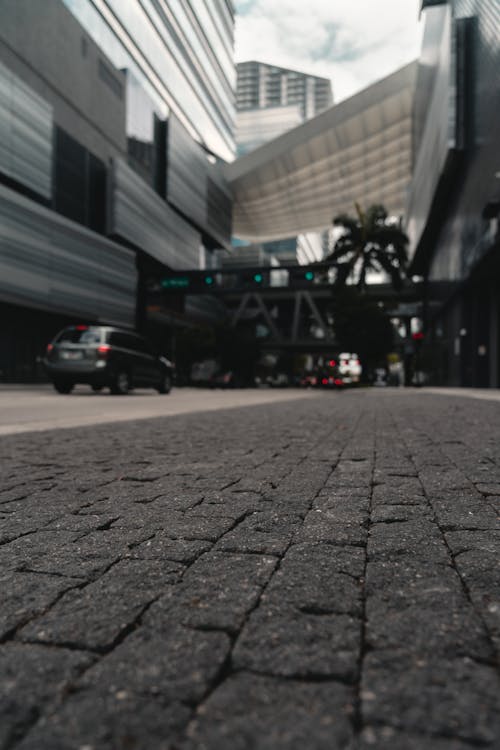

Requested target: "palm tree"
[{"left": 326, "top": 203, "right": 409, "bottom": 291}]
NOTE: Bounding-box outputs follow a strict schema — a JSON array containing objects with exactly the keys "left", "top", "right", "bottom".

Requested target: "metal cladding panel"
[
  {"left": 0, "top": 60, "right": 53, "bottom": 199},
  {"left": 206, "top": 174, "right": 232, "bottom": 246},
  {"left": 110, "top": 157, "right": 201, "bottom": 269},
  {"left": 406, "top": 6, "right": 454, "bottom": 258},
  {"left": 427, "top": 0, "right": 500, "bottom": 283},
  {"left": 0, "top": 183, "right": 136, "bottom": 326},
  {"left": 166, "top": 114, "right": 208, "bottom": 230}
]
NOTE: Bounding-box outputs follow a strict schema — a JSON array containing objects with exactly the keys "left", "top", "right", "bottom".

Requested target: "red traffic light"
[{"left": 412, "top": 332, "right": 424, "bottom": 341}]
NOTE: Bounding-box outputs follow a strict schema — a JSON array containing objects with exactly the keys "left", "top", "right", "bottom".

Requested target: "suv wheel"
[
  {"left": 157, "top": 372, "right": 172, "bottom": 394},
  {"left": 53, "top": 380, "right": 74, "bottom": 394},
  {"left": 111, "top": 371, "right": 130, "bottom": 395}
]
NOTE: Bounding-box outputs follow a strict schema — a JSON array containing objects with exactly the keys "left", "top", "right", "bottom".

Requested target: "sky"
[{"left": 234, "top": 0, "right": 423, "bottom": 103}]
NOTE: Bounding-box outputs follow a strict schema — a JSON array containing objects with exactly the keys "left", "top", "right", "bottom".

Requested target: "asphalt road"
[{"left": 0, "top": 388, "right": 499, "bottom": 749}]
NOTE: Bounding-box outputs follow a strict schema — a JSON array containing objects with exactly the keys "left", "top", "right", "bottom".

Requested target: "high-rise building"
[
  {"left": 235, "top": 104, "right": 303, "bottom": 157},
  {"left": 407, "top": 0, "right": 500, "bottom": 387},
  {"left": 236, "top": 61, "right": 333, "bottom": 120},
  {"left": 0, "top": 0, "right": 235, "bottom": 380}
]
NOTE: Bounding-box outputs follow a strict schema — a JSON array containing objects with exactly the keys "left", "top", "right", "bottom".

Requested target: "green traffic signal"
[
  {"left": 253, "top": 273, "right": 263, "bottom": 283},
  {"left": 305, "top": 271, "right": 314, "bottom": 281},
  {"left": 204, "top": 275, "right": 214, "bottom": 285}
]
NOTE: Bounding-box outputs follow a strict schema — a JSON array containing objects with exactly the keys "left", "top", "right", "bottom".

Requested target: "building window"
[{"left": 53, "top": 127, "right": 107, "bottom": 234}]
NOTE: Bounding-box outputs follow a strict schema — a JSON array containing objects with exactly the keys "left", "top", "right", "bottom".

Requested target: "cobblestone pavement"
[{"left": 0, "top": 390, "right": 499, "bottom": 750}]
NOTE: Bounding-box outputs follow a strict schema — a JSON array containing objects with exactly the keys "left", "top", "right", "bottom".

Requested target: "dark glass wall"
[
  {"left": 53, "top": 127, "right": 107, "bottom": 234},
  {"left": 410, "top": 0, "right": 500, "bottom": 386},
  {"left": 62, "top": 0, "right": 235, "bottom": 161}
]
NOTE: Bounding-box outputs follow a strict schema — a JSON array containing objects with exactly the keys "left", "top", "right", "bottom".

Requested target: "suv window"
[
  {"left": 109, "top": 332, "right": 134, "bottom": 350},
  {"left": 132, "top": 336, "right": 152, "bottom": 355},
  {"left": 109, "top": 332, "right": 150, "bottom": 353},
  {"left": 57, "top": 328, "right": 102, "bottom": 344}
]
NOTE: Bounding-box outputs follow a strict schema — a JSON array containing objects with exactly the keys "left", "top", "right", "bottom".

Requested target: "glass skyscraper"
[
  {"left": 0, "top": 0, "right": 236, "bottom": 380},
  {"left": 63, "top": 0, "right": 236, "bottom": 162}
]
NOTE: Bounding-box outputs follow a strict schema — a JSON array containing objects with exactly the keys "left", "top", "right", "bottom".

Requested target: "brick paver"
[{"left": 0, "top": 390, "right": 499, "bottom": 749}]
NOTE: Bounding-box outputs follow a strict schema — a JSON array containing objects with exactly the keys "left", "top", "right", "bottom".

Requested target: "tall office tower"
[
  {"left": 236, "top": 61, "right": 333, "bottom": 121},
  {"left": 0, "top": 0, "right": 235, "bottom": 380},
  {"left": 234, "top": 61, "right": 333, "bottom": 263}
]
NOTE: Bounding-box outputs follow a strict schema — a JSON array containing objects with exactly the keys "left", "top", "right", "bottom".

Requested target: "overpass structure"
[
  {"left": 147, "top": 63, "right": 420, "bottom": 348},
  {"left": 148, "top": 264, "right": 423, "bottom": 349}
]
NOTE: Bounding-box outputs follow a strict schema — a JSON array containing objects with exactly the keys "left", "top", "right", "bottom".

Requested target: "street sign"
[{"left": 161, "top": 277, "right": 190, "bottom": 289}]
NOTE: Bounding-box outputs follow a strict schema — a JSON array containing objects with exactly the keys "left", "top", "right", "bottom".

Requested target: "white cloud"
[{"left": 235, "top": 0, "right": 423, "bottom": 101}]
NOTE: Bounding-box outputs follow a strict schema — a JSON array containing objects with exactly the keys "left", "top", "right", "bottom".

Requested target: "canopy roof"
[{"left": 225, "top": 62, "right": 417, "bottom": 242}]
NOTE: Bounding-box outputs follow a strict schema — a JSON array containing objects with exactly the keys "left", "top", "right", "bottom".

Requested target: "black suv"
[{"left": 45, "top": 325, "right": 174, "bottom": 395}]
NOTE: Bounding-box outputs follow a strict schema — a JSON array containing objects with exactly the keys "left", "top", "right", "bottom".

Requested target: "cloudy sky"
[{"left": 234, "top": 0, "right": 423, "bottom": 102}]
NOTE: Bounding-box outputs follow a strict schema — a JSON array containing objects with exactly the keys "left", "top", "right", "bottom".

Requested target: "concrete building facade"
[{"left": 0, "top": 0, "right": 235, "bottom": 381}]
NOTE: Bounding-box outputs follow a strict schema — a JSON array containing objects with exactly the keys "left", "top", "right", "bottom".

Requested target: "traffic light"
[
  {"left": 253, "top": 273, "right": 263, "bottom": 284},
  {"left": 304, "top": 271, "right": 315, "bottom": 281}
]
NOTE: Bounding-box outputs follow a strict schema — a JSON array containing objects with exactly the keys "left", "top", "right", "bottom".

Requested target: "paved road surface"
[
  {"left": 0, "top": 386, "right": 317, "bottom": 435},
  {"left": 0, "top": 389, "right": 499, "bottom": 749}
]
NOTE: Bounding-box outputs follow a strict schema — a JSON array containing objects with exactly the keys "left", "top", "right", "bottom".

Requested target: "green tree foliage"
[{"left": 327, "top": 204, "right": 409, "bottom": 290}]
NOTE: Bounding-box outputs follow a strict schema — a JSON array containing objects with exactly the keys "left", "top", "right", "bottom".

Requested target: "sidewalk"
[{"left": 0, "top": 390, "right": 499, "bottom": 749}]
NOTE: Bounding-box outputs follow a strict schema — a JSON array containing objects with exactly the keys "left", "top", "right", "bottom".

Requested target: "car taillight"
[
  {"left": 335, "top": 378, "right": 343, "bottom": 385},
  {"left": 322, "top": 378, "right": 328, "bottom": 385},
  {"left": 97, "top": 344, "right": 111, "bottom": 358},
  {"left": 46, "top": 343, "right": 54, "bottom": 354}
]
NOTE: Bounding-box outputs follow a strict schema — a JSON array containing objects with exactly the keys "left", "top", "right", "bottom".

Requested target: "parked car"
[
  {"left": 190, "top": 359, "right": 219, "bottom": 386},
  {"left": 44, "top": 325, "right": 174, "bottom": 395},
  {"left": 266, "top": 372, "right": 290, "bottom": 387},
  {"left": 299, "top": 372, "right": 318, "bottom": 388},
  {"left": 337, "top": 353, "right": 362, "bottom": 385}
]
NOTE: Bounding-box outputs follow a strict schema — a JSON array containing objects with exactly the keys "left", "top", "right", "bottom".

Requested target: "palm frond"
[
  {"left": 376, "top": 253, "right": 405, "bottom": 290},
  {"left": 335, "top": 262, "right": 352, "bottom": 286}
]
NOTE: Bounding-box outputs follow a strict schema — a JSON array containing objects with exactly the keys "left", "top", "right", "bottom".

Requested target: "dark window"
[
  {"left": 87, "top": 153, "right": 107, "bottom": 233},
  {"left": 109, "top": 332, "right": 143, "bottom": 352},
  {"left": 53, "top": 127, "right": 107, "bottom": 233},
  {"left": 53, "top": 129, "right": 86, "bottom": 225},
  {"left": 125, "top": 75, "right": 166, "bottom": 195},
  {"left": 57, "top": 328, "right": 102, "bottom": 344}
]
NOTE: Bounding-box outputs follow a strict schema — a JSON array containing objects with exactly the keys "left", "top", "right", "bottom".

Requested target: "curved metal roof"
[{"left": 225, "top": 62, "right": 417, "bottom": 242}]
